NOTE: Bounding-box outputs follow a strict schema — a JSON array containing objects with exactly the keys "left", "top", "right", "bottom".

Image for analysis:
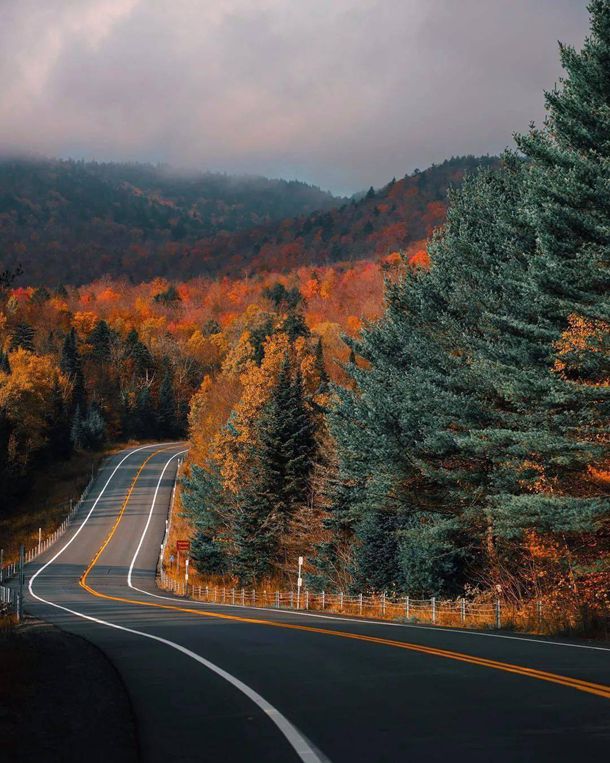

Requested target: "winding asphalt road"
[{"left": 24, "top": 444, "right": 610, "bottom": 762}]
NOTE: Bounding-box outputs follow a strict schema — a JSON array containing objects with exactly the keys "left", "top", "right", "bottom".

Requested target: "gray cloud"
[{"left": 0, "top": 0, "right": 590, "bottom": 193}]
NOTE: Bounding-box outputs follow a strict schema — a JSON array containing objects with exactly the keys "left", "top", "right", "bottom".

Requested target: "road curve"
[{"left": 24, "top": 444, "right": 610, "bottom": 762}]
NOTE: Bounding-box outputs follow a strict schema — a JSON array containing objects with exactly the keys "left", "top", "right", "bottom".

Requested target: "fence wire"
[
  {"left": 0, "top": 474, "right": 95, "bottom": 621},
  {"left": 158, "top": 570, "right": 547, "bottom": 631}
]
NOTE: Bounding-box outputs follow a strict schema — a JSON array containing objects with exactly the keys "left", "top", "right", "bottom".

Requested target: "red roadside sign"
[{"left": 176, "top": 540, "right": 190, "bottom": 552}]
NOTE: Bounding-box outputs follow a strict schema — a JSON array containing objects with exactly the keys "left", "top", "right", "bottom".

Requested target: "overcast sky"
[{"left": 0, "top": 0, "right": 590, "bottom": 194}]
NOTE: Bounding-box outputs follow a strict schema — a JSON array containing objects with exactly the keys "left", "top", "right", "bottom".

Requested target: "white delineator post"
[
  {"left": 185, "top": 557, "right": 189, "bottom": 594},
  {"left": 296, "top": 556, "right": 304, "bottom": 610}
]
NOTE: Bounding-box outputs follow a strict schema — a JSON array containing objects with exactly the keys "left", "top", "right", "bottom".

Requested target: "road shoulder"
[{"left": 0, "top": 617, "right": 139, "bottom": 762}]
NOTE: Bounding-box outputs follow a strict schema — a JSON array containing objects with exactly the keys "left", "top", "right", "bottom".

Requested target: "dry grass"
[
  {"left": 159, "top": 570, "right": 608, "bottom": 637},
  {"left": 161, "top": 473, "right": 196, "bottom": 575}
]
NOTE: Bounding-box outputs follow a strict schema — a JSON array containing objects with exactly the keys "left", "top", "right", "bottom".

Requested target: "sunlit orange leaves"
[
  {"left": 408, "top": 248, "right": 431, "bottom": 269},
  {"left": 97, "top": 287, "right": 120, "bottom": 304},
  {"left": 346, "top": 315, "right": 363, "bottom": 335},
  {"left": 72, "top": 311, "right": 99, "bottom": 337}
]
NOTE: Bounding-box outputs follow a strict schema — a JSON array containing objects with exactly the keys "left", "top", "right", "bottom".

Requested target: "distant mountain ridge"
[
  {"left": 0, "top": 158, "right": 342, "bottom": 283},
  {"left": 197, "top": 155, "right": 499, "bottom": 276},
  {"left": 0, "top": 155, "right": 496, "bottom": 285}
]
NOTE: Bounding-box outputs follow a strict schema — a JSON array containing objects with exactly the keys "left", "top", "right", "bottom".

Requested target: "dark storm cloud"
[{"left": 0, "top": 0, "right": 590, "bottom": 192}]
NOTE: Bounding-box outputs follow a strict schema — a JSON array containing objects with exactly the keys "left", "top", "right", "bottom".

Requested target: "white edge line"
[
  {"left": 28, "top": 443, "right": 175, "bottom": 588},
  {"left": 131, "top": 460, "right": 610, "bottom": 655},
  {"left": 127, "top": 449, "right": 187, "bottom": 589},
  {"left": 136, "top": 586, "right": 610, "bottom": 653},
  {"left": 29, "top": 445, "right": 323, "bottom": 763}
]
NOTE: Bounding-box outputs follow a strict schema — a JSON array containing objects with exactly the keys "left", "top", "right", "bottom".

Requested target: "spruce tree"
[
  {"left": 181, "top": 463, "right": 229, "bottom": 575},
  {"left": 70, "top": 405, "right": 84, "bottom": 449},
  {"left": 62, "top": 328, "right": 87, "bottom": 412},
  {"left": 47, "top": 379, "right": 72, "bottom": 458},
  {"left": 9, "top": 322, "right": 35, "bottom": 352},
  {"left": 157, "top": 358, "right": 179, "bottom": 438},
  {"left": 308, "top": 459, "right": 362, "bottom": 591},
  {"left": 314, "top": 337, "right": 329, "bottom": 395},
  {"left": 258, "top": 357, "right": 316, "bottom": 523},
  {"left": 32, "top": 286, "right": 50, "bottom": 304},
  {"left": 60, "top": 328, "right": 78, "bottom": 376},
  {"left": 485, "top": 0, "right": 610, "bottom": 530},
  {"left": 0, "top": 409, "right": 16, "bottom": 514},
  {"left": 350, "top": 510, "right": 402, "bottom": 594},
  {"left": 133, "top": 387, "right": 155, "bottom": 439},
  {"left": 281, "top": 312, "right": 309, "bottom": 341},
  {"left": 232, "top": 482, "right": 278, "bottom": 584},
  {"left": 328, "top": 1, "right": 610, "bottom": 593},
  {"left": 80, "top": 403, "right": 106, "bottom": 450},
  {"left": 88, "top": 320, "right": 113, "bottom": 363},
  {"left": 329, "top": 158, "right": 533, "bottom": 587},
  {"left": 232, "top": 354, "right": 317, "bottom": 581},
  {"left": 0, "top": 351, "right": 10, "bottom": 374},
  {"left": 124, "top": 329, "right": 153, "bottom": 376}
]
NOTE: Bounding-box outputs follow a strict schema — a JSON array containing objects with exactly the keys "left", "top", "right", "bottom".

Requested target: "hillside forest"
[
  {"left": 0, "top": 155, "right": 491, "bottom": 284},
  {"left": 1, "top": 2, "right": 609, "bottom": 630}
]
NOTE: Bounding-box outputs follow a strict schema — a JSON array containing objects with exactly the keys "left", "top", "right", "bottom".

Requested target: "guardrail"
[
  {"left": 0, "top": 473, "right": 95, "bottom": 621},
  {"left": 157, "top": 571, "right": 547, "bottom": 631}
]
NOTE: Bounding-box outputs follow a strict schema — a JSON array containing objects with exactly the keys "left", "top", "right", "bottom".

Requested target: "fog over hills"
[{"left": 0, "top": 155, "right": 495, "bottom": 285}]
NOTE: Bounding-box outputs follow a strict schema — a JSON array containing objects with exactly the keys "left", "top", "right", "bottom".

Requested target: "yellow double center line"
[{"left": 80, "top": 450, "right": 610, "bottom": 701}]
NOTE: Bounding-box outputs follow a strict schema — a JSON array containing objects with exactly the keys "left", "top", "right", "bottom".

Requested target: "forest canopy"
[{"left": 0, "top": 155, "right": 494, "bottom": 284}]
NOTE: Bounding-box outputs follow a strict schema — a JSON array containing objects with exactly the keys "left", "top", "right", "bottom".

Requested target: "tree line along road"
[{"left": 23, "top": 444, "right": 610, "bottom": 762}]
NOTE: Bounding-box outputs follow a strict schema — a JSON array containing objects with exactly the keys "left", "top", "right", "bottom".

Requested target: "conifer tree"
[
  {"left": 0, "top": 408, "right": 16, "bottom": 513},
  {"left": 232, "top": 481, "right": 278, "bottom": 584},
  {"left": 88, "top": 320, "right": 113, "bottom": 363},
  {"left": 70, "top": 405, "right": 84, "bottom": 449},
  {"left": 231, "top": 353, "right": 317, "bottom": 581},
  {"left": 124, "top": 329, "right": 153, "bottom": 377},
  {"left": 314, "top": 337, "right": 329, "bottom": 395},
  {"left": 0, "top": 351, "right": 10, "bottom": 375},
  {"left": 483, "top": 0, "right": 610, "bottom": 530},
  {"left": 81, "top": 403, "right": 106, "bottom": 450},
  {"left": 61, "top": 327, "right": 86, "bottom": 411},
  {"left": 308, "top": 459, "right": 361, "bottom": 591},
  {"left": 47, "top": 379, "right": 72, "bottom": 458},
  {"left": 157, "top": 358, "right": 179, "bottom": 438},
  {"left": 350, "top": 510, "right": 402, "bottom": 593},
  {"left": 9, "top": 322, "right": 35, "bottom": 352},
  {"left": 181, "top": 463, "right": 229, "bottom": 574},
  {"left": 133, "top": 387, "right": 155, "bottom": 439},
  {"left": 259, "top": 357, "right": 316, "bottom": 520},
  {"left": 32, "top": 286, "right": 50, "bottom": 304},
  {"left": 328, "top": 1, "right": 610, "bottom": 593}
]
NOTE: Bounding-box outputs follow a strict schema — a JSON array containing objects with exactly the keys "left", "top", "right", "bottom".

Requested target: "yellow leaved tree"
[{"left": 0, "top": 349, "right": 68, "bottom": 466}]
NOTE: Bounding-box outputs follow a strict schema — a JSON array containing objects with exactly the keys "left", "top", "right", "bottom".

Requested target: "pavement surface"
[{"left": 22, "top": 444, "right": 610, "bottom": 762}]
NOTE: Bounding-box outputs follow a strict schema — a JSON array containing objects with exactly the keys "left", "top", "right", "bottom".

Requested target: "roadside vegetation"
[
  {"left": 2, "top": 3, "right": 608, "bottom": 639},
  {"left": 178, "top": 2, "right": 610, "bottom": 637}
]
